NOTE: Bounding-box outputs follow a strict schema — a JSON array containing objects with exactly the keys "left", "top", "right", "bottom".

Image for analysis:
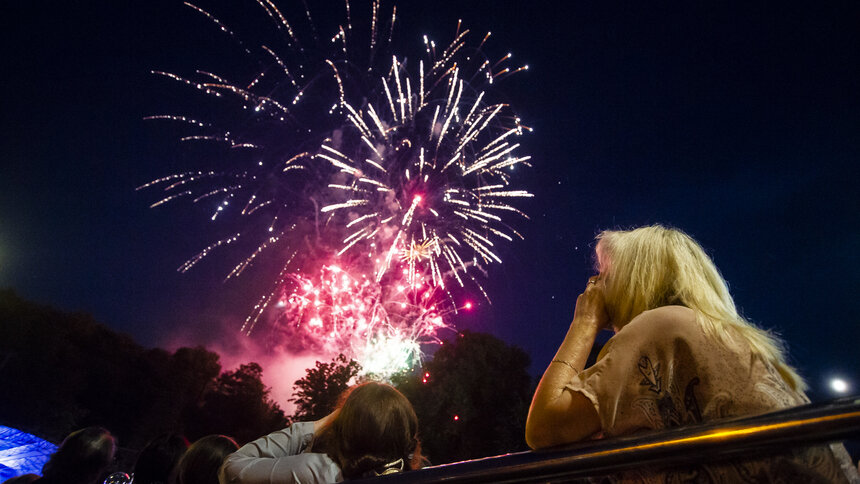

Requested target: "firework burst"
[
  {"left": 320, "top": 48, "right": 534, "bottom": 293},
  {"left": 140, "top": 0, "right": 532, "bottom": 377},
  {"left": 268, "top": 263, "right": 451, "bottom": 378}
]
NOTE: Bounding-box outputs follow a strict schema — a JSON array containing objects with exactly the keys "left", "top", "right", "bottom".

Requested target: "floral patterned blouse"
[{"left": 565, "top": 305, "right": 859, "bottom": 483}]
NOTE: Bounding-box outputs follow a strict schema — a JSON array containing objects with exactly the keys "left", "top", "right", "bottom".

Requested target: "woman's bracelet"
[{"left": 550, "top": 359, "right": 578, "bottom": 372}]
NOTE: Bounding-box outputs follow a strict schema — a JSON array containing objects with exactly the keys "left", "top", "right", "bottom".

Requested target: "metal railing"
[{"left": 354, "top": 397, "right": 860, "bottom": 483}]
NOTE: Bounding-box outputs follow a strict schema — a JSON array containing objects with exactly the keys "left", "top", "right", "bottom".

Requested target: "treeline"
[
  {"left": 0, "top": 289, "right": 286, "bottom": 449},
  {"left": 0, "top": 289, "right": 536, "bottom": 465},
  {"left": 395, "top": 331, "right": 534, "bottom": 463},
  {"left": 291, "top": 333, "right": 535, "bottom": 464}
]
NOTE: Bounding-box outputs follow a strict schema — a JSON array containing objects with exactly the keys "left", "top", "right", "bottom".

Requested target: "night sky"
[{"left": 2, "top": 0, "right": 858, "bottom": 404}]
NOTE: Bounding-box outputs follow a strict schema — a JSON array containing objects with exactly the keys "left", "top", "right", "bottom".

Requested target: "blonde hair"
[{"left": 596, "top": 225, "right": 806, "bottom": 392}]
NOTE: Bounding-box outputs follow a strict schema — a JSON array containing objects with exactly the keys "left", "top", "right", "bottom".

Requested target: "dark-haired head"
[
  {"left": 133, "top": 434, "right": 188, "bottom": 484},
  {"left": 41, "top": 427, "right": 116, "bottom": 484},
  {"left": 176, "top": 435, "right": 238, "bottom": 484},
  {"left": 314, "top": 382, "right": 422, "bottom": 479}
]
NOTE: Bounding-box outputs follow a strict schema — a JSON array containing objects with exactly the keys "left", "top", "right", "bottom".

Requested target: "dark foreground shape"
[{"left": 351, "top": 397, "right": 860, "bottom": 483}]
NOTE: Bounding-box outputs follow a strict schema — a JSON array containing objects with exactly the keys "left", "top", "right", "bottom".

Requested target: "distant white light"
[{"left": 830, "top": 377, "right": 849, "bottom": 394}]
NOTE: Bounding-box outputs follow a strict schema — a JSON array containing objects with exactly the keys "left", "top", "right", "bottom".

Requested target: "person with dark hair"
[
  {"left": 177, "top": 436, "right": 238, "bottom": 484},
  {"left": 220, "top": 382, "right": 423, "bottom": 483},
  {"left": 132, "top": 434, "right": 188, "bottom": 484},
  {"left": 35, "top": 427, "right": 116, "bottom": 484}
]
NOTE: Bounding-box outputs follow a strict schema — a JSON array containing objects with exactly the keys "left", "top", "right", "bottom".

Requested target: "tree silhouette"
[
  {"left": 185, "top": 362, "right": 288, "bottom": 444},
  {"left": 393, "top": 331, "right": 534, "bottom": 464},
  {"left": 290, "top": 354, "right": 360, "bottom": 421},
  {"left": 0, "top": 289, "right": 286, "bottom": 450}
]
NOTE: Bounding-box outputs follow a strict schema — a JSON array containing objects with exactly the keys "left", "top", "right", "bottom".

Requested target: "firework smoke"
[{"left": 140, "top": 0, "right": 531, "bottom": 377}]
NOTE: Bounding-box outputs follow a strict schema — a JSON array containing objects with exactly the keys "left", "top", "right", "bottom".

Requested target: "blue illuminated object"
[{"left": 0, "top": 426, "right": 56, "bottom": 480}]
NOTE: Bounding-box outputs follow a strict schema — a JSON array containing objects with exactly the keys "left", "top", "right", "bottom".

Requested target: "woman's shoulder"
[{"left": 617, "top": 305, "right": 698, "bottom": 338}]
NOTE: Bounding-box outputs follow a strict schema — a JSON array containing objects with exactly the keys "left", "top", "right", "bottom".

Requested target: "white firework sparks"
[{"left": 139, "top": 0, "right": 532, "bottom": 377}]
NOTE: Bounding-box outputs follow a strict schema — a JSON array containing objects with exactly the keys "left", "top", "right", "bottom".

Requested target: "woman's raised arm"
[{"left": 525, "top": 277, "right": 607, "bottom": 449}]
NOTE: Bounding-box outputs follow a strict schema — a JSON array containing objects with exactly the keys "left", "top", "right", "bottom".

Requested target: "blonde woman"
[{"left": 526, "top": 225, "right": 858, "bottom": 481}]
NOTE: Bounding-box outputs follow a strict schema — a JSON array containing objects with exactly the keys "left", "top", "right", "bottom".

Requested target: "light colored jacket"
[{"left": 219, "top": 422, "right": 342, "bottom": 484}]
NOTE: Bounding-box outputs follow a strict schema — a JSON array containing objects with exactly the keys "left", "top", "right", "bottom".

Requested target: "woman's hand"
[
  {"left": 525, "top": 275, "right": 606, "bottom": 449},
  {"left": 572, "top": 276, "right": 609, "bottom": 331}
]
